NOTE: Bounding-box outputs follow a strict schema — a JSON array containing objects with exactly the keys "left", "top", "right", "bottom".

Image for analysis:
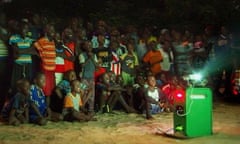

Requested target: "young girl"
[
  {"left": 63, "top": 79, "right": 95, "bottom": 122},
  {"left": 1, "top": 79, "right": 31, "bottom": 126}
]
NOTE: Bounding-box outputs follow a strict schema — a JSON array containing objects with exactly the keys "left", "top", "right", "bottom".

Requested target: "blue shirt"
[
  {"left": 57, "top": 80, "right": 71, "bottom": 96},
  {"left": 29, "top": 85, "right": 47, "bottom": 121},
  {"left": 79, "top": 52, "right": 96, "bottom": 79}
]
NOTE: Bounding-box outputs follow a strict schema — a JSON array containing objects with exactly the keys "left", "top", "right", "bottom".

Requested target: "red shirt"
[
  {"left": 94, "top": 67, "right": 106, "bottom": 82},
  {"left": 64, "top": 42, "right": 75, "bottom": 72}
]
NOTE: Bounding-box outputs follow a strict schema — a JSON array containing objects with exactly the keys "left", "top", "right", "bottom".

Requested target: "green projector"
[{"left": 173, "top": 87, "right": 213, "bottom": 137}]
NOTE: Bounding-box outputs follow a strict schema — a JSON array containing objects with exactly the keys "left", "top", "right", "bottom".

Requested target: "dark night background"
[{"left": 1, "top": 0, "right": 240, "bottom": 31}]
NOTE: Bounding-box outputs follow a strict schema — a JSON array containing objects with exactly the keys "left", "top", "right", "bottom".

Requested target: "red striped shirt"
[{"left": 34, "top": 37, "right": 56, "bottom": 71}]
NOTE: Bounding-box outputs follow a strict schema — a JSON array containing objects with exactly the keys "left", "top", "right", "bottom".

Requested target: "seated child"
[
  {"left": 53, "top": 70, "right": 94, "bottom": 114},
  {"left": 95, "top": 72, "right": 135, "bottom": 113},
  {"left": 51, "top": 70, "right": 77, "bottom": 113},
  {"left": 143, "top": 75, "right": 168, "bottom": 120},
  {"left": 1, "top": 79, "right": 31, "bottom": 126},
  {"left": 132, "top": 72, "right": 147, "bottom": 113},
  {"left": 114, "top": 73, "right": 136, "bottom": 111},
  {"left": 63, "top": 79, "right": 95, "bottom": 122},
  {"left": 79, "top": 80, "right": 95, "bottom": 114},
  {"left": 29, "top": 72, "right": 62, "bottom": 125}
]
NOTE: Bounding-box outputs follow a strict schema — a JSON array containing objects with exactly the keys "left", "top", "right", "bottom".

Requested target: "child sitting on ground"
[
  {"left": 132, "top": 72, "right": 147, "bottom": 113},
  {"left": 29, "top": 72, "right": 63, "bottom": 125},
  {"left": 62, "top": 79, "right": 95, "bottom": 122},
  {"left": 1, "top": 79, "right": 31, "bottom": 126},
  {"left": 51, "top": 70, "right": 77, "bottom": 114},
  {"left": 143, "top": 75, "right": 168, "bottom": 120},
  {"left": 53, "top": 70, "right": 94, "bottom": 115},
  {"left": 95, "top": 72, "right": 135, "bottom": 113}
]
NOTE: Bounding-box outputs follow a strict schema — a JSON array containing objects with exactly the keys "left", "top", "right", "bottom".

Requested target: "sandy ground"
[{"left": 0, "top": 101, "right": 240, "bottom": 144}]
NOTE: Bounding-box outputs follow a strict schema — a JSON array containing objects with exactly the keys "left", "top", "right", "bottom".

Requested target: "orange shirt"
[
  {"left": 34, "top": 37, "right": 56, "bottom": 71},
  {"left": 64, "top": 92, "right": 83, "bottom": 111},
  {"left": 143, "top": 50, "right": 163, "bottom": 75}
]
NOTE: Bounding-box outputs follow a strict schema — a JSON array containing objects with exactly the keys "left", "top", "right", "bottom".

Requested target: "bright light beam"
[{"left": 189, "top": 73, "right": 202, "bottom": 81}]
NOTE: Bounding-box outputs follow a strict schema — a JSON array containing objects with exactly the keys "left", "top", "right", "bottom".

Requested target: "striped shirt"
[
  {"left": 63, "top": 42, "right": 75, "bottom": 71},
  {"left": 9, "top": 34, "right": 33, "bottom": 64},
  {"left": 111, "top": 51, "right": 121, "bottom": 75},
  {"left": 34, "top": 37, "right": 56, "bottom": 71},
  {"left": 0, "top": 39, "right": 8, "bottom": 58}
]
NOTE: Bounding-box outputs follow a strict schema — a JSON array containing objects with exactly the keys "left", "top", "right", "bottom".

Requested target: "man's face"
[
  {"left": 97, "top": 34, "right": 105, "bottom": 44},
  {"left": 148, "top": 41, "right": 157, "bottom": 50},
  {"left": 63, "top": 28, "right": 73, "bottom": 41},
  {"left": 137, "top": 75, "right": 145, "bottom": 86},
  {"left": 22, "top": 24, "right": 30, "bottom": 37},
  {"left": 116, "top": 75, "right": 124, "bottom": 85},
  {"left": 46, "top": 25, "right": 55, "bottom": 39},
  {"left": 109, "top": 72, "right": 116, "bottom": 83}
]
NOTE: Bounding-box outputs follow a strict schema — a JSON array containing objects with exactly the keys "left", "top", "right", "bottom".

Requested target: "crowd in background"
[{"left": 0, "top": 11, "right": 239, "bottom": 125}]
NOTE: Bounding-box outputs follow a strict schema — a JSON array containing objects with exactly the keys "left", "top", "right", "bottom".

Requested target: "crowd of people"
[{"left": 0, "top": 11, "right": 239, "bottom": 126}]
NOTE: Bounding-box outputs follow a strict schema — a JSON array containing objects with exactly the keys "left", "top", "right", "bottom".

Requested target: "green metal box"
[{"left": 174, "top": 87, "right": 213, "bottom": 137}]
